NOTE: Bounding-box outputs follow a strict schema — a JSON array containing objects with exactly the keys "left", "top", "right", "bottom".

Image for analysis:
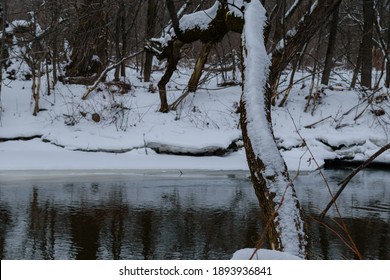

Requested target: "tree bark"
[
  {"left": 242, "top": 0, "right": 340, "bottom": 255},
  {"left": 32, "top": 62, "right": 40, "bottom": 116},
  {"left": 361, "top": 0, "right": 374, "bottom": 89},
  {"left": 148, "top": 0, "right": 343, "bottom": 257},
  {"left": 157, "top": 40, "right": 184, "bottom": 112},
  {"left": 386, "top": 17, "right": 390, "bottom": 88},
  {"left": 268, "top": 0, "right": 342, "bottom": 92},
  {"left": 269, "top": 0, "right": 286, "bottom": 52},
  {"left": 66, "top": 0, "right": 108, "bottom": 78},
  {"left": 152, "top": 1, "right": 233, "bottom": 113},
  {"left": 165, "top": 0, "right": 183, "bottom": 40},
  {"left": 321, "top": 4, "right": 340, "bottom": 85},
  {"left": 143, "top": 0, "right": 158, "bottom": 82},
  {"left": 114, "top": 2, "right": 123, "bottom": 81},
  {"left": 170, "top": 42, "right": 213, "bottom": 111},
  {"left": 351, "top": 43, "right": 362, "bottom": 89},
  {"left": 188, "top": 42, "right": 213, "bottom": 92},
  {"left": 0, "top": 0, "right": 7, "bottom": 115},
  {"left": 240, "top": 0, "right": 306, "bottom": 257}
]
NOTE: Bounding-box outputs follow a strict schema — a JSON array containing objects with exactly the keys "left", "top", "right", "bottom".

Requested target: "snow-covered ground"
[
  {"left": 1, "top": 57, "right": 389, "bottom": 261},
  {"left": 1, "top": 68, "right": 389, "bottom": 172},
  {"left": 0, "top": 63, "right": 389, "bottom": 172}
]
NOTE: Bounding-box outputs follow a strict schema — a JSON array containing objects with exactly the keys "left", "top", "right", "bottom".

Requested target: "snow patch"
[
  {"left": 179, "top": 2, "right": 220, "bottom": 32},
  {"left": 231, "top": 248, "right": 302, "bottom": 260}
]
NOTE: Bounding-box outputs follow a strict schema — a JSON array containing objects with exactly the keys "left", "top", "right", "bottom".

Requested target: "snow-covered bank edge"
[
  {"left": 0, "top": 138, "right": 250, "bottom": 171},
  {"left": 231, "top": 248, "right": 302, "bottom": 260},
  {"left": 1, "top": 65, "right": 389, "bottom": 172},
  {"left": 1, "top": 133, "right": 389, "bottom": 172},
  {"left": 0, "top": 168, "right": 252, "bottom": 182}
]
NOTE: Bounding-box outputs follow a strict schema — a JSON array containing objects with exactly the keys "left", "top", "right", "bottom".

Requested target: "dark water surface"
[{"left": 0, "top": 170, "right": 389, "bottom": 260}]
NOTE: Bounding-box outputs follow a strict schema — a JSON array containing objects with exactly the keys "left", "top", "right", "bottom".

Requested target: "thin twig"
[
  {"left": 320, "top": 143, "right": 390, "bottom": 218},
  {"left": 311, "top": 216, "right": 358, "bottom": 255},
  {"left": 287, "top": 109, "right": 363, "bottom": 259},
  {"left": 304, "top": 115, "right": 332, "bottom": 128},
  {"left": 82, "top": 50, "right": 144, "bottom": 100}
]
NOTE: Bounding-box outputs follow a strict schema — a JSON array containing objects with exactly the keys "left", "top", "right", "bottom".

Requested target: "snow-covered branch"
[{"left": 240, "top": 0, "right": 306, "bottom": 258}]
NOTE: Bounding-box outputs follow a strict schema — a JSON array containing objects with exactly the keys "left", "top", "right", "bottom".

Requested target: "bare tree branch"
[
  {"left": 320, "top": 143, "right": 390, "bottom": 218},
  {"left": 82, "top": 50, "right": 144, "bottom": 100}
]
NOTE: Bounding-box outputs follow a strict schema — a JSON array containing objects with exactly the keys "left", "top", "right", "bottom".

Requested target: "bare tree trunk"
[
  {"left": 166, "top": 0, "right": 183, "bottom": 40},
  {"left": 114, "top": 4, "right": 122, "bottom": 81},
  {"left": 321, "top": 4, "right": 340, "bottom": 85},
  {"left": 270, "top": 0, "right": 286, "bottom": 52},
  {"left": 386, "top": 17, "right": 390, "bottom": 88},
  {"left": 170, "top": 42, "right": 213, "bottom": 111},
  {"left": 52, "top": 38, "right": 58, "bottom": 88},
  {"left": 66, "top": 0, "right": 108, "bottom": 78},
  {"left": 32, "top": 63, "right": 39, "bottom": 116},
  {"left": 304, "top": 32, "right": 322, "bottom": 113},
  {"left": 268, "top": 0, "right": 342, "bottom": 93},
  {"left": 351, "top": 43, "right": 362, "bottom": 89},
  {"left": 46, "top": 59, "right": 51, "bottom": 96},
  {"left": 0, "top": 0, "right": 6, "bottom": 120},
  {"left": 121, "top": 8, "right": 127, "bottom": 78},
  {"left": 143, "top": 0, "right": 158, "bottom": 82},
  {"left": 188, "top": 43, "right": 213, "bottom": 92},
  {"left": 157, "top": 40, "right": 184, "bottom": 113},
  {"left": 386, "top": 60, "right": 390, "bottom": 88},
  {"left": 153, "top": 0, "right": 233, "bottom": 113},
  {"left": 361, "top": 0, "right": 374, "bottom": 89}
]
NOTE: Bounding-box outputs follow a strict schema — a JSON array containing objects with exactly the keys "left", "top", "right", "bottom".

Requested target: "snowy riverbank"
[{"left": 1, "top": 68, "right": 389, "bottom": 171}]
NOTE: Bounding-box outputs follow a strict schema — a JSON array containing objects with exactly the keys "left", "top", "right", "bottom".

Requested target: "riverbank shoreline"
[{"left": 1, "top": 68, "right": 389, "bottom": 172}]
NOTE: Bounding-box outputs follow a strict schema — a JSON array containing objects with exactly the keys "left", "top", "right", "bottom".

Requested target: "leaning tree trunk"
[
  {"left": 240, "top": 0, "right": 306, "bottom": 257},
  {"left": 148, "top": 0, "right": 341, "bottom": 257},
  {"left": 157, "top": 40, "right": 184, "bottom": 112},
  {"left": 170, "top": 42, "right": 213, "bottom": 111},
  {"left": 240, "top": 0, "right": 341, "bottom": 257}
]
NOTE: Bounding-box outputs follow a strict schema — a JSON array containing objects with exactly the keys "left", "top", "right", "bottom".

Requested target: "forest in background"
[
  {"left": 1, "top": 0, "right": 390, "bottom": 259},
  {"left": 0, "top": 0, "right": 389, "bottom": 111}
]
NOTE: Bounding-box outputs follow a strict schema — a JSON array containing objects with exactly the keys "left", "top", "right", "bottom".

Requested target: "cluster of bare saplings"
[{"left": 0, "top": 0, "right": 389, "bottom": 258}]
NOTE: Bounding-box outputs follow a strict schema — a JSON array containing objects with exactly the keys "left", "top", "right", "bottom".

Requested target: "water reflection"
[
  {"left": 294, "top": 170, "right": 390, "bottom": 260},
  {"left": 0, "top": 170, "right": 389, "bottom": 260},
  {"left": 26, "top": 187, "right": 57, "bottom": 259},
  {"left": 0, "top": 205, "right": 11, "bottom": 259}
]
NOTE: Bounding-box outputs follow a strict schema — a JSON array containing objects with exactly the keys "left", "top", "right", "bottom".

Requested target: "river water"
[{"left": 0, "top": 170, "right": 389, "bottom": 260}]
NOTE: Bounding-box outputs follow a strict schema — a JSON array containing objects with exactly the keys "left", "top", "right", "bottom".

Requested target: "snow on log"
[
  {"left": 240, "top": 0, "right": 306, "bottom": 257},
  {"left": 146, "top": 1, "right": 245, "bottom": 59},
  {"left": 145, "top": 1, "right": 245, "bottom": 112}
]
